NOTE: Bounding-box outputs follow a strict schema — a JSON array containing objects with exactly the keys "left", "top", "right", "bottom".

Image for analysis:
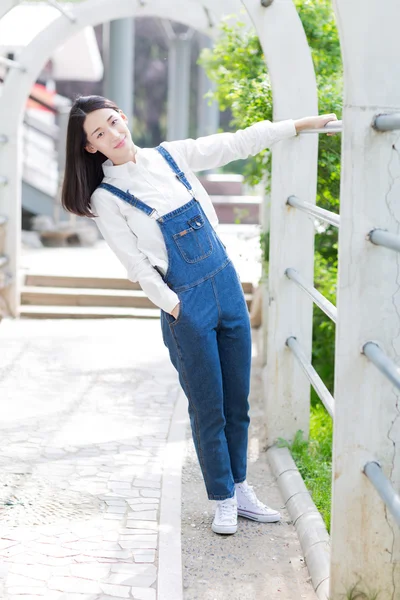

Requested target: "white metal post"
[
  {"left": 330, "top": 0, "right": 400, "bottom": 596},
  {"left": 242, "top": 0, "right": 318, "bottom": 446}
]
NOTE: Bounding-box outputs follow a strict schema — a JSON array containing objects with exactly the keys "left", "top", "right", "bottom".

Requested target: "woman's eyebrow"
[{"left": 91, "top": 114, "right": 115, "bottom": 137}]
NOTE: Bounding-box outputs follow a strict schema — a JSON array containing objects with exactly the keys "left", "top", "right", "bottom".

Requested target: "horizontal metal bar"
[
  {"left": 363, "top": 341, "right": 400, "bottom": 391},
  {"left": 286, "top": 336, "right": 334, "bottom": 418},
  {"left": 287, "top": 195, "right": 340, "bottom": 228},
  {"left": 0, "top": 272, "right": 12, "bottom": 290},
  {"left": 0, "top": 134, "right": 8, "bottom": 144},
  {"left": 0, "top": 56, "right": 25, "bottom": 72},
  {"left": 0, "top": 176, "right": 8, "bottom": 186},
  {"left": 46, "top": 0, "right": 76, "bottom": 22},
  {"left": 285, "top": 268, "right": 337, "bottom": 323},
  {"left": 364, "top": 461, "right": 400, "bottom": 528},
  {"left": 300, "top": 119, "right": 342, "bottom": 134},
  {"left": 367, "top": 228, "right": 400, "bottom": 253},
  {"left": 373, "top": 113, "right": 400, "bottom": 132}
]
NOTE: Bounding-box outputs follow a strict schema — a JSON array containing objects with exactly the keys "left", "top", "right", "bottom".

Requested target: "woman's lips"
[{"left": 114, "top": 136, "right": 126, "bottom": 149}]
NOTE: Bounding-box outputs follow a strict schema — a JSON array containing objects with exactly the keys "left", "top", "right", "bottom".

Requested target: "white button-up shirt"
[{"left": 91, "top": 119, "right": 296, "bottom": 313}]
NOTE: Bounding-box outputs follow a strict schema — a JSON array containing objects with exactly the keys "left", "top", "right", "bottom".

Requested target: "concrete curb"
[
  {"left": 157, "top": 388, "right": 188, "bottom": 600},
  {"left": 267, "top": 446, "right": 331, "bottom": 600}
]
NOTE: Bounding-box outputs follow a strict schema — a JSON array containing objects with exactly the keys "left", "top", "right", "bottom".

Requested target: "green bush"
[{"left": 279, "top": 404, "right": 333, "bottom": 530}]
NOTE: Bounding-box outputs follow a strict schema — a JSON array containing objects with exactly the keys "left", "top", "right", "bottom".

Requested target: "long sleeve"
[
  {"left": 92, "top": 194, "right": 180, "bottom": 314},
  {"left": 165, "top": 119, "right": 296, "bottom": 172}
]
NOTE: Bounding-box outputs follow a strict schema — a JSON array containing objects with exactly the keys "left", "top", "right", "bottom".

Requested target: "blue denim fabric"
[{"left": 98, "top": 146, "right": 252, "bottom": 500}]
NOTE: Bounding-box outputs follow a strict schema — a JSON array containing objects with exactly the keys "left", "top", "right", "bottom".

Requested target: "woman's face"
[{"left": 83, "top": 108, "right": 135, "bottom": 165}]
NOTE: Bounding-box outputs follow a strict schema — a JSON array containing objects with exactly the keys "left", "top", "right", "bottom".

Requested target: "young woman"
[{"left": 62, "top": 95, "right": 337, "bottom": 535}]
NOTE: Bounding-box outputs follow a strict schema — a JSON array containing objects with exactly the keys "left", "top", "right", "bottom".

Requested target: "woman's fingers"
[{"left": 322, "top": 114, "right": 339, "bottom": 135}]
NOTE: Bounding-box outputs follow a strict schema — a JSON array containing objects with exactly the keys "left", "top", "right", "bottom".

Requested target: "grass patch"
[{"left": 278, "top": 402, "right": 333, "bottom": 531}]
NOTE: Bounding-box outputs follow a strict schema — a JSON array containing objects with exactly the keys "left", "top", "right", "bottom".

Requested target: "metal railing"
[
  {"left": 286, "top": 336, "right": 335, "bottom": 417},
  {"left": 373, "top": 113, "right": 400, "bottom": 132},
  {"left": 0, "top": 271, "right": 12, "bottom": 290},
  {"left": 301, "top": 119, "right": 343, "bottom": 135},
  {"left": 362, "top": 341, "right": 400, "bottom": 392},
  {"left": 287, "top": 195, "right": 340, "bottom": 228},
  {"left": 283, "top": 113, "right": 400, "bottom": 546},
  {"left": 285, "top": 267, "right": 337, "bottom": 322},
  {"left": 0, "top": 55, "right": 25, "bottom": 72},
  {"left": 367, "top": 228, "right": 400, "bottom": 253},
  {"left": 363, "top": 462, "right": 400, "bottom": 528}
]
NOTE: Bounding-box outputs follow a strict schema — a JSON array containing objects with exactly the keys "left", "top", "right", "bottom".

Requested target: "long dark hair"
[{"left": 61, "top": 95, "right": 120, "bottom": 217}]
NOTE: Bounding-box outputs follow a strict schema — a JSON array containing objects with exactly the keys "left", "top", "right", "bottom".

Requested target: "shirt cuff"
[
  {"left": 267, "top": 118, "right": 297, "bottom": 140},
  {"left": 160, "top": 287, "right": 180, "bottom": 314}
]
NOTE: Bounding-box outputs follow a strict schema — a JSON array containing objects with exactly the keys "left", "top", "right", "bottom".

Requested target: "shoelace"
[
  {"left": 217, "top": 500, "right": 237, "bottom": 522},
  {"left": 238, "top": 485, "right": 268, "bottom": 511}
]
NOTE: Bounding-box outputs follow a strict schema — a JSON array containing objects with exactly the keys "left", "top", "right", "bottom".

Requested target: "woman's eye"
[
  {"left": 97, "top": 132, "right": 103, "bottom": 139},
  {"left": 112, "top": 120, "right": 118, "bottom": 125}
]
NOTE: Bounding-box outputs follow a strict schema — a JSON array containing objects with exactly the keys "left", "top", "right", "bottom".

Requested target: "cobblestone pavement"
[{"left": 0, "top": 318, "right": 180, "bottom": 600}]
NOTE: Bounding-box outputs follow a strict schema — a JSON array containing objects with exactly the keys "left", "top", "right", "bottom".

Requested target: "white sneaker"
[
  {"left": 236, "top": 481, "right": 281, "bottom": 523},
  {"left": 212, "top": 493, "right": 238, "bottom": 535}
]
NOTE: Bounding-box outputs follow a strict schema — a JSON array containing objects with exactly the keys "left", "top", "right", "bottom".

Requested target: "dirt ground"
[{"left": 180, "top": 350, "right": 317, "bottom": 600}]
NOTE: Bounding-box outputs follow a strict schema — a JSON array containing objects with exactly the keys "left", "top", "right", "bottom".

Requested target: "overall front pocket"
[{"left": 173, "top": 214, "right": 213, "bottom": 263}]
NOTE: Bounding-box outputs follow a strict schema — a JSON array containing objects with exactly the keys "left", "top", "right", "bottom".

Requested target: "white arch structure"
[{"left": 2, "top": 0, "right": 400, "bottom": 597}]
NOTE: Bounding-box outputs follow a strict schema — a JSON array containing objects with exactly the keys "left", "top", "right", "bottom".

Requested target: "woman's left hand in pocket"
[{"left": 171, "top": 302, "right": 180, "bottom": 320}]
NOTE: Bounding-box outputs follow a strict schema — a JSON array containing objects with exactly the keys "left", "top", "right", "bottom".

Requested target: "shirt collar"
[{"left": 102, "top": 145, "right": 141, "bottom": 179}]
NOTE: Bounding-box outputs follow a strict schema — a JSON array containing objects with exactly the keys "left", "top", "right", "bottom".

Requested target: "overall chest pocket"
[{"left": 172, "top": 214, "right": 213, "bottom": 263}]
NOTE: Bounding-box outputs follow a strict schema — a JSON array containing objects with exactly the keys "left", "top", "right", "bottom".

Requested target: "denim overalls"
[{"left": 99, "top": 145, "right": 252, "bottom": 500}]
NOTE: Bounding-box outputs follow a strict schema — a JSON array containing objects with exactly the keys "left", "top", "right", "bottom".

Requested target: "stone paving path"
[{"left": 0, "top": 318, "right": 180, "bottom": 600}]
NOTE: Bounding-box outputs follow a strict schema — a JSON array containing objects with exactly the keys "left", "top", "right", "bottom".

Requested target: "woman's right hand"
[{"left": 171, "top": 303, "right": 180, "bottom": 320}]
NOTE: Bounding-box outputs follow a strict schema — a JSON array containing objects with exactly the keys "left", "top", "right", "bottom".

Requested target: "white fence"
[{"left": 265, "top": 115, "right": 400, "bottom": 598}]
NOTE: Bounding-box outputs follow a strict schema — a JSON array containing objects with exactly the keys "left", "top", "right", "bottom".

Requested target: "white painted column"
[
  {"left": 104, "top": 17, "right": 135, "bottom": 119},
  {"left": 330, "top": 0, "right": 400, "bottom": 597},
  {"left": 167, "top": 34, "right": 192, "bottom": 141},
  {"left": 242, "top": 0, "right": 318, "bottom": 445},
  {"left": 197, "top": 34, "right": 219, "bottom": 138}
]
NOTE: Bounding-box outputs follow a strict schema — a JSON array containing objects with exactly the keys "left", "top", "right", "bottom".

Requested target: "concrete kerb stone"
[
  {"left": 267, "top": 445, "right": 331, "bottom": 600},
  {"left": 157, "top": 388, "right": 188, "bottom": 600}
]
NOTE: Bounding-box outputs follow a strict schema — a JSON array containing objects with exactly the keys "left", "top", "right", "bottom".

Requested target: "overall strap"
[
  {"left": 156, "top": 145, "right": 194, "bottom": 197},
  {"left": 98, "top": 183, "right": 158, "bottom": 218}
]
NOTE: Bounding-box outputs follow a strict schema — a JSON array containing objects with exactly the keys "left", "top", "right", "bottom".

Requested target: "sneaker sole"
[
  {"left": 238, "top": 509, "right": 281, "bottom": 523},
  {"left": 211, "top": 522, "right": 238, "bottom": 535}
]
